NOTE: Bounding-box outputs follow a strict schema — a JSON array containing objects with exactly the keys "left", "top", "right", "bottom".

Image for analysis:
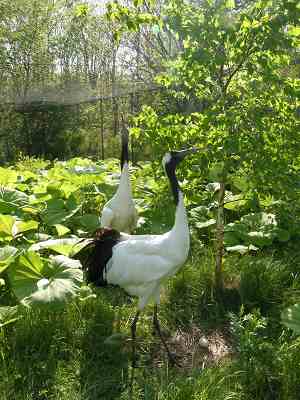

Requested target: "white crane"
[
  {"left": 100, "top": 117, "right": 138, "bottom": 233},
  {"left": 82, "top": 147, "right": 198, "bottom": 365}
]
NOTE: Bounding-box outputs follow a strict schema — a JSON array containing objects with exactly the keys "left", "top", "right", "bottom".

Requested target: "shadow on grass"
[{"left": 0, "top": 289, "right": 131, "bottom": 400}]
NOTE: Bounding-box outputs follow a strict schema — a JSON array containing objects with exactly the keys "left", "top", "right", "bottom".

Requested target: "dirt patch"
[{"left": 150, "top": 324, "right": 234, "bottom": 370}]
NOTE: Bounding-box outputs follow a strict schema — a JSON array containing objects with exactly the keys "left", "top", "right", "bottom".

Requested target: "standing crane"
[
  {"left": 82, "top": 147, "right": 198, "bottom": 365},
  {"left": 100, "top": 116, "right": 138, "bottom": 233}
]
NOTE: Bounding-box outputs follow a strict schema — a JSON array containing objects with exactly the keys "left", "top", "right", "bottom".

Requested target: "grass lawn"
[{"left": 1, "top": 246, "right": 300, "bottom": 400}]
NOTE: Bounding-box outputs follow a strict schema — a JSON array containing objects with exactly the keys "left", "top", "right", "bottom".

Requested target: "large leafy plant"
[
  {"left": 0, "top": 156, "right": 157, "bottom": 314},
  {"left": 8, "top": 252, "right": 83, "bottom": 308}
]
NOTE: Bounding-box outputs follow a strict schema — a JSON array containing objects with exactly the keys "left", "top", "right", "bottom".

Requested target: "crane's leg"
[
  {"left": 153, "top": 304, "right": 179, "bottom": 366},
  {"left": 131, "top": 310, "right": 140, "bottom": 368}
]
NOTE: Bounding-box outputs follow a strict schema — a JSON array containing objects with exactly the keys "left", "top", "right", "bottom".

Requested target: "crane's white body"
[
  {"left": 101, "top": 162, "right": 138, "bottom": 233},
  {"left": 105, "top": 192, "right": 190, "bottom": 310}
]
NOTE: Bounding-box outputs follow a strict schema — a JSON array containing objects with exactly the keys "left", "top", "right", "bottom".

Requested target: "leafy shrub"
[
  {"left": 230, "top": 309, "right": 280, "bottom": 399},
  {"left": 230, "top": 309, "right": 300, "bottom": 400}
]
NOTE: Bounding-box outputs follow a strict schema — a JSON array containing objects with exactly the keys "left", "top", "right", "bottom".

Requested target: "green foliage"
[
  {"left": 133, "top": 0, "right": 300, "bottom": 211},
  {"left": 229, "top": 309, "right": 280, "bottom": 399},
  {"left": 164, "top": 248, "right": 226, "bottom": 328},
  {"left": 0, "top": 187, "right": 30, "bottom": 215},
  {"left": 8, "top": 252, "right": 83, "bottom": 308},
  {"left": 282, "top": 303, "right": 300, "bottom": 335},
  {"left": 0, "top": 157, "right": 122, "bottom": 312},
  {"left": 224, "top": 212, "right": 290, "bottom": 249},
  {"left": 106, "top": 0, "right": 160, "bottom": 42},
  {"left": 0, "top": 246, "right": 18, "bottom": 274},
  {"left": 30, "top": 238, "right": 91, "bottom": 257},
  {"left": 230, "top": 308, "right": 300, "bottom": 399}
]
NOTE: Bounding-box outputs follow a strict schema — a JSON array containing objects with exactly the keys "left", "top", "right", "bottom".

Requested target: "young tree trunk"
[
  {"left": 215, "top": 180, "right": 225, "bottom": 295},
  {"left": 100, "top": 99, "right": 104, "bottom": 160}
]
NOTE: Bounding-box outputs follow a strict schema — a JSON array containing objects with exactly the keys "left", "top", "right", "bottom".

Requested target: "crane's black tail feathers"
[
  {"left": 120, "top": 114, "right": 129, "bottom": 169},
  {"left": 78, "top": 228, "right": 121, "bottom": 287}
]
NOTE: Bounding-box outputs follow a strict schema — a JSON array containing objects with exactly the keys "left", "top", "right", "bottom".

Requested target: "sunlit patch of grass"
[
  {"left": 0, "top": 294, "right": 130, "bottom": 400},
  {"left": 119, "top": 360, "right": 244, "bottom": 400}
]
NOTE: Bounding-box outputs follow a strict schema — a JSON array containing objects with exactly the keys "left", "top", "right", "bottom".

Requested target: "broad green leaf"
[
  {"left": 231, "top": 176, "right": 249, "bottom": 193},
  {"left": 0, "top": 168, "right": 18, "bottom": 185},
  {"left": 0, "top": 186, "right": 29, "bottom": 214},
  {"left": 47, "top": 198, "right": 65, "bottom": 210},
  {"left": 0, "top": 245, "right": 18, "bottom": 273},
  {"left": 190, "top": 206, "right": 209, "bottom": 218},
  {"left": 0, "top": 214, "right": 15, "bottom": 237},
  {"left": 21, "top": 255, "right": 83, "bottom": 308},
  {"left": 46, "top": 183, "right": 63, "bottom": 197},
  {"left": 65, "top": 194, "right": 78, "bottom": 211},
  {"left": 241, "top": 212, "right": 277, "bottom": 229},
  {"left": 224, "top": 194, "right": 246, "bottom": 210},
  {"left": 246, "top": 231, "right": 273, "bottom": 247},
  {"left": 225, "top": 222, "right": 248, "bottom": 238},
  {"left": 29, "top": 238, "right": 92, "bottom": 257},
  {"left": 282, "top": 304, "right": 300, "bottom": 334},
  {"left": 77, "top": 214, "right": 100, "bottom": 231},
  {"left": 29, "top": 193, "right": 52, "bottom": 205},
  {"left": 195, "top": 219, "right": 216, "bottom": 229},
  {"left": 41, "top": 198, "right": 81, "bottom": 226},
  {"left": 8, "top": 252, "right": 44, "bottom": 299},
  {"left": 13, "top": 220, "right": 39, "bottom": 236},
  {"left": 54, "top": 224, "right": 71, "bottom": 236},
  {"left": 224, "top": 231, "right": 241, "bottom": 246}
]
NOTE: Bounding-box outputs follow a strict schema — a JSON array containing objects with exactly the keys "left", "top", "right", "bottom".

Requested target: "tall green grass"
[{"left": 1, "top": 247, "right": 300, "bottom": 399}]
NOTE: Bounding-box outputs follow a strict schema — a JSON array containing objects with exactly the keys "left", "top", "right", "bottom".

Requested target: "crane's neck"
[
  {"left": 173, "top": 191, "right": 188, "bottom": 227},
  {"left": 165, "top": 162, "right": 180, "bottom": 205},
  {"left": 165, "top": 162, "right": 189, "bottom": 246},
  {"left": 167, "top": 190, "right": 190, "bottom": 267},
  {"left": 120, "top": 132, "right": 129, "bottom": 170},
  {"left": 171, "top": 191, "right": 189, "bottom": 242},
  {"left": 116, "top": 162, "right": 132, "bottom": 198}
]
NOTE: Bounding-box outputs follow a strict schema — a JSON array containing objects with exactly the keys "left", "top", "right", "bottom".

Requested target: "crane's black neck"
[
  {"left": 120, "top": 132, "right": 129, "bottom": 170},
  {"left": 165, "top": 162, "right": 180, "bottom": 206}
]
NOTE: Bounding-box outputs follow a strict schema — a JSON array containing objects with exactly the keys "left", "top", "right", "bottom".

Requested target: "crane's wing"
[
  {"left": 107, "top": 237, "right": 177, "bottom": 287},
  {"left": 100, "top": 207, "right": 114, "bottom": 228}
]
